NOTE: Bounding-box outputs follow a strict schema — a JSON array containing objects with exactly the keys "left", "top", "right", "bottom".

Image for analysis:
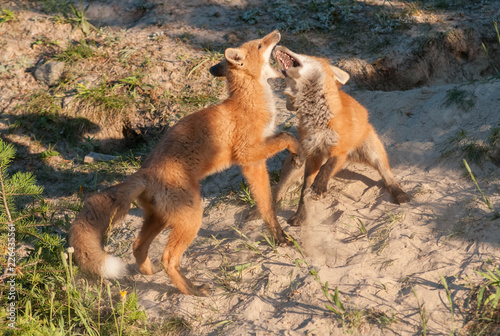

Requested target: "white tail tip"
[{"left": 102, "top": 255, "right": 127, "bottom": 279}]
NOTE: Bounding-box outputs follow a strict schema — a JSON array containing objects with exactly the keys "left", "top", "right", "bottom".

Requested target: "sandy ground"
[
  {"left": 108, "top": 80, "right": 500, "bottom": 335},
  {"left": 2, "top": 0, "right": 500, "bottom": 334}
]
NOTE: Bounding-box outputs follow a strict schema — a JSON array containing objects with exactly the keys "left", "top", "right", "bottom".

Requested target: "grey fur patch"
[{"left": 292, "top": 69, "right": 338, "bottom": 157}]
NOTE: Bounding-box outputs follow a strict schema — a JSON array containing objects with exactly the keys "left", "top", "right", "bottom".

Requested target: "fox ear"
[
  {"left": 225, "top": 48, "right": 245, "bottom": 67},
  {"left": 331, "top": 66, "right": 349, "bottom": 85}
]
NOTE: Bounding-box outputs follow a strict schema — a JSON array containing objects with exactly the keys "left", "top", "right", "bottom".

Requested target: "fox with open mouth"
[{"left": 273, "top": 46, "right": 410, "bottom": 226}]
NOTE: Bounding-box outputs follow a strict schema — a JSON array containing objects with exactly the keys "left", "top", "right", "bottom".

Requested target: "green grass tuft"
[
  {"left": 54, "top": 40, "right": 97, "bottom": 63},
  {"left": 0, "top": 8, "right": 15, "bottom": 24},
  {"left": 75, "top": 80, "right": 134, "bottom": 121},
  {"left": 444, "top": 87, "right": 477, "bottom": 112}
]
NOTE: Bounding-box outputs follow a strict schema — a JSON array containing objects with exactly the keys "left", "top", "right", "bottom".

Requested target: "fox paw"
[
  {"left": 195, "top": 284, "right": 211, "bottom": 296},
  {"left": 277, "top": 232, "right": 295, "bottom": 247},
  {"left": 187, "top": 284, "right": 211, "bottom": 296},
  {"left": 287, "top": 211, "right": 306, "bottom": 227},
  {"left": 310, "top": 183, "right": 327, "bottom": 200},
  {"left": 392, "top": 189, "right": 410, "bottom": 204}
]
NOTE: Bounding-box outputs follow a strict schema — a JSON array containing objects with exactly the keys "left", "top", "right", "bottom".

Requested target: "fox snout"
[
  {"left": 265, "top": 30, "right": 281, "bottom": 44},
  {"left": 209, "top": 60, "right": 227, "bottom": 77}
]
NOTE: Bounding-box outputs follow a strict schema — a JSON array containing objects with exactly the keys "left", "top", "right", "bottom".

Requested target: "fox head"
[
  {"left": 210, "top": 30, "right": 283, "bottom": 81},
  {"left": 273, "top": 46, "right": 350, "bottom": 111}
]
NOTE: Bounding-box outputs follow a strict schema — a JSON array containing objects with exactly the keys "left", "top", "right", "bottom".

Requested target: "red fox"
[
  {"left": 68, "top": 31, "right": 304, "bottom": 296},
  {"left": 273, "top": 46, "right": 409, "bottom": 226}
]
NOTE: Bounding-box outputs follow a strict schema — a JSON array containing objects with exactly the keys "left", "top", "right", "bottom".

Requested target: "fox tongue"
[{"left": 276, "top": 50, "right": 294, "bottom": 70}]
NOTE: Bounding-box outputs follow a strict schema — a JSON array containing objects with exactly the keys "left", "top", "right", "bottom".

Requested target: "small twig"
[{"left": 187, "top": 58, "right": 210, "bottom": 79}]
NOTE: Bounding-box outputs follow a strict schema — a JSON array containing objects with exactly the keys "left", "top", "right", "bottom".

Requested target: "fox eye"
[{"left": 258, "top": 44, "right": 262, "bottom": 50}]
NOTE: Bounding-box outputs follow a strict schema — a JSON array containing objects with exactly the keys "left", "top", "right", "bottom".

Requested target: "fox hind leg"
[
  {"left": 161, "top": 190, "right": 209, "bottom": 296},
  {"left": 310, "top": 153, "right": 348, "bottom": 199},
  {"left": 133, "top": 208, "right": 166, "bottom": 275},
  {"left": 288, "top": 154, "right": 324, "bottom": 227},
  {"left": 353, "top": 129, "right": 410, "bottom": 204}
]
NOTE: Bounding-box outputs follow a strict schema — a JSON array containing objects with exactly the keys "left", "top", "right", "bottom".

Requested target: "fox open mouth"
[{"left": 275, "top": 49, "right": 300, "bottom": 70}]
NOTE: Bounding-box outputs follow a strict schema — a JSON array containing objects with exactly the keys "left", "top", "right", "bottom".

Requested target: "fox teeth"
[{"left": 276, "top": 51, "right": 293, "bottom": 70}]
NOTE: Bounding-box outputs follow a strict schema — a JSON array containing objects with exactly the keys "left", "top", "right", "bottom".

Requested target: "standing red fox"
[
  {"left": 69, "top": 31, "right": 304, "bottom": 296},
  {"left": 272, "top": 46, "right": 409, "bottom": 226}
]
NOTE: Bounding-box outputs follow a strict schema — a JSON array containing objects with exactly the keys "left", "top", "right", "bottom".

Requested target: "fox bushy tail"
[{"left": 69, "top": 174, "right": 146, "bottom": 278}]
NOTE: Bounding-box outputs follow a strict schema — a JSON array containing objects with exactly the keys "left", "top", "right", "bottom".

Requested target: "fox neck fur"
[
  {"left": 291, "top": 60, "right": 342, "bottom": 157},
  {"left": 226, "top": 68, "right": 278, "bottom": 138}
]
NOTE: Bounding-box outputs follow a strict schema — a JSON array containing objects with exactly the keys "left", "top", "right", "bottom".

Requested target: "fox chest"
[
  {"left": 296, "top": 93, "right": 339, "bottom": 156},
  {"left": 261, "top": 81, "right": 278, "bottom": 138}
]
